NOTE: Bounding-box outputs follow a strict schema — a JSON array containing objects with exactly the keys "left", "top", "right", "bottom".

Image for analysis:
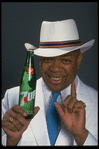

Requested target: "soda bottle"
[{"left": 19, "top": 43, "right": 36, "bottom": 119}]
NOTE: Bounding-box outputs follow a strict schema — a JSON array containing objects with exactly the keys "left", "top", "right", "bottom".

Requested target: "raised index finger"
[{"left": 71, "top": 80, "right": 76, "bottom": 98}]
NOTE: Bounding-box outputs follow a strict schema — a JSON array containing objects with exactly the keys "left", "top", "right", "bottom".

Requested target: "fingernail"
[{"left": 23, "top": 112, "right": 27, "bottom": 116}]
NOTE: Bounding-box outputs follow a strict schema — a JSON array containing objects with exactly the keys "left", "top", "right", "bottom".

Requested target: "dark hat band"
[{"left": 39, "top": 40, "right": 81, "bottom": 48}]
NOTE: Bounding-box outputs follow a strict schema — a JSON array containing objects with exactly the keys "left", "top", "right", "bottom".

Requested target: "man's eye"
[
  {"left": 63, "top": 59, "right": 71, "bottom": 64},
  {"left": 43, "top": 58, "right": 52, "bottom": 62}
]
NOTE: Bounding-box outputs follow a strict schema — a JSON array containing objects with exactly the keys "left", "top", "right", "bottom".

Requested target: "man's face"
[{"left": 39, "top": 50, "right": 82, "bottom": 92}]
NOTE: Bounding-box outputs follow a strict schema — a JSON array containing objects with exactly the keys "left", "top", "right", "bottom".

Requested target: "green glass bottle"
[{"left": 19, "top": 43, "right": 36, "bottom": 119}]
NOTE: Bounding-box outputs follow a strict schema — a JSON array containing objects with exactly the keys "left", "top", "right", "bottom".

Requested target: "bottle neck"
[{"left": 25, "top": 51, "right": 34, "bottom": 67}]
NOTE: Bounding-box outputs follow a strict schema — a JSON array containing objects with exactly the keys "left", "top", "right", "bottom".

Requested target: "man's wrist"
[
  {"left": 73, "top": 129, "right": 88, "bottom": 146},
  {"left": 7, "top": 135, "right": 22, "bottom": 146}
]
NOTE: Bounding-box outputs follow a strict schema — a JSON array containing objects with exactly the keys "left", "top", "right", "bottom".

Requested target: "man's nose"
[{"left": 50, "top": 60, "right": 62, "bottom": 72}]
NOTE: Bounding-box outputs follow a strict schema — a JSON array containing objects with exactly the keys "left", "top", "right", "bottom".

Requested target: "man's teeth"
[{"left": 51, "top": 77, "right": 62, "bottom": 81}]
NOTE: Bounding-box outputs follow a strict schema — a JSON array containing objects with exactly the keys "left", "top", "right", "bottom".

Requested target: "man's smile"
[{"left": 47, "top": 74, "right": 64, "bottom": 85}]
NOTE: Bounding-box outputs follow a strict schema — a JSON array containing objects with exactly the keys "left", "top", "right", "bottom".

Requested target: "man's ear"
[{"left": 77, "top": 52, "right": 82, "bottom": 68}]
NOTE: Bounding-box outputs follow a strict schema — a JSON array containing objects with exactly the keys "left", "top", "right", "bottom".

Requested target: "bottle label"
[
  {"left": 27, "top": 67, "right": 34, "bottom": 75},
  {"left": 19, "top": 90, "right": 36, "bottom": 106}
]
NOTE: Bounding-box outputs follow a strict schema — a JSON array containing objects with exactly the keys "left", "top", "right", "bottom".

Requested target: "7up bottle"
[{"left": 19, "top": 43, "right": 36, "bottom": 119}]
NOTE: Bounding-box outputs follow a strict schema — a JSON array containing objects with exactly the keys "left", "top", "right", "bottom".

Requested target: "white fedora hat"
[{"left": 33, "top": 19, "right": 95, "bottom": 57}]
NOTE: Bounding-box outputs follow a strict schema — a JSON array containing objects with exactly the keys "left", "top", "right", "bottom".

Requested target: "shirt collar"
[
  {"left": 42, "top": 75, "right": 78, "bottom": 103},
  {"left": 42, "top": 79, "right": 52, "bottom": 100}
]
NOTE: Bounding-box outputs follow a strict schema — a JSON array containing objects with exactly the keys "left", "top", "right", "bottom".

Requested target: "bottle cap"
[{"left": 24, "top": 43, "right": 37, "bottom": 51}]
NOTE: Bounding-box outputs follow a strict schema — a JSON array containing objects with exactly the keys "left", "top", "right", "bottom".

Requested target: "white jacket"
[{"left": 2, "top": 76, "right": 98, "bottom": 146}]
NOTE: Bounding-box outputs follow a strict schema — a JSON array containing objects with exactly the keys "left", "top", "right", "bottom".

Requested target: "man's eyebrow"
[{"left": 60, "top": 53, "right": 72, "bottom": 57}]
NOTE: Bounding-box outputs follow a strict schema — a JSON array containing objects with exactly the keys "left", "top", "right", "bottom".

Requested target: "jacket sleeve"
[
  {"left": 2, "top": 90, "right": 9, "bottom": 146},
  {"left": 2, "top": 88, "right": 20, "bottom": 146}
]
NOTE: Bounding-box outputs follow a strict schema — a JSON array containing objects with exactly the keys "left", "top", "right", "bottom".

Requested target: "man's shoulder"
[
  {"left": 78, "top": 77, "right": 98, "bottom": 103},
  {"left": 79, "top": 78, "right": 97, "bottom": 94},
  {"left": 7, "top": 86, "right": 20, "bottom": 93},
  {"left": 3, "top": 86, "right": 20, "bottom": 99}
]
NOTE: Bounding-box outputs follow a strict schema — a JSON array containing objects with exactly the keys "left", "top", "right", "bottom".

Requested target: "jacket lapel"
[
  {"left": 55, "top": 122, "right": 74, "bottom": 145},
  {"left": 30, "top": 78, "right": 50, "bottom": 145}
]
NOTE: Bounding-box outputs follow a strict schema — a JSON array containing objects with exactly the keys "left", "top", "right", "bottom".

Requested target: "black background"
[{"left": 2, "top": 2, "right": 98, "bottom": 99}]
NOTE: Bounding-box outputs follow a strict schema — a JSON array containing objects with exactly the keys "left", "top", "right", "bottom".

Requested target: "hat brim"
[{"left": 34, "top": 39, "right": 95, "bottom": 57}]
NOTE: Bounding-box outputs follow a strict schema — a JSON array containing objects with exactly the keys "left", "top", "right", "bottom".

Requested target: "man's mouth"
[
  {"left": 51, "top": 77, "right": 62, "bottom": 81},
  {"left": 47, "top": 75, "right": 63, "bottom": 84}
]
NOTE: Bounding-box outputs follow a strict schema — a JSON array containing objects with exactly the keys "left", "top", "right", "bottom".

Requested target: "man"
[{"left": 2, "top": 19, "right": 98, "bottom": 146}]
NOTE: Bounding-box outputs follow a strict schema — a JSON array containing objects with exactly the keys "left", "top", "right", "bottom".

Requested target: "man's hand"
[
  {"left": 54, "top": 81, "right": 88, "bottom": 146},
  {"left": 2, "top": 105, "right": 40, "bottom": 146}
]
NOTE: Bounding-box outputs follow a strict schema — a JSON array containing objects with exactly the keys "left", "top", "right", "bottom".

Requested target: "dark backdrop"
[{"left": 1, "top": 2, "right": 98, "bottom": 99}]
